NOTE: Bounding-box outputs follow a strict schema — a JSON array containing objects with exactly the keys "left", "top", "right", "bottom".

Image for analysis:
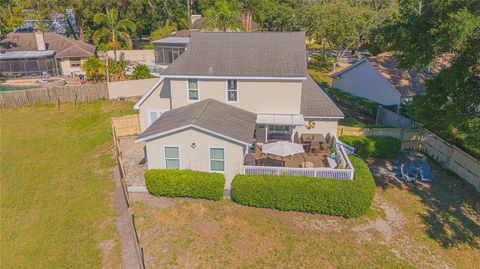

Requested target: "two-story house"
[{"left": 134, "top": 32, "right": 345, "bottom": 190}]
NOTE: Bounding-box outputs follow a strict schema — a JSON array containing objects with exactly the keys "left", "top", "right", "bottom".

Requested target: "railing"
[
  {"left": 243, "top": 165, "right": 354, "bottom": 180},
  {"left": 336, "top": 140, "right": 356, "bottom": 154},
  {"left": 244, "top": 137, "right": 355, "bottom": 180}
]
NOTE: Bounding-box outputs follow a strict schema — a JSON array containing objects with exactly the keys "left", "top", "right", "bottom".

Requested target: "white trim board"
[
  {"left": 135, "top": 124, "right": 252, "bottom": 147},
  {"left": 160, "top": 75, "right": 307, "bottom": 81},
  {"left": 134, "top": 77, "right": 164, "bottom": 109}
]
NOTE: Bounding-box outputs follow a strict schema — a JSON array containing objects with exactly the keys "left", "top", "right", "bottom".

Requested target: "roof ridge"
[{"left": 191, "top": 99, "right": 212, "bottom": 124}]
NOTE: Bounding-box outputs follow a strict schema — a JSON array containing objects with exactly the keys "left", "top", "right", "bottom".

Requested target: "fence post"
[{"left": 375, "top": 105, "right": 382, "bottom": 125}]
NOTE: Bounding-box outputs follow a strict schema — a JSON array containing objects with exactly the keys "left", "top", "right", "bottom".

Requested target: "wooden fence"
[
  {"left": 0, "top": 83, "right": 108, "bottom": 108},
  {"left": 112, "top": 118, "right": 145, "bottom": 269},
  {"left": 376, "top": 106, "right": 423, "bottom": 129},
  {"left": 112, "top": 114, "right": 141, "bottom": 137},
  {"left": 421, "top": 130, "right": 480, "bottom": 191},
  {"left": 337, "top": 125, "right": 480, "bottom": 191}
]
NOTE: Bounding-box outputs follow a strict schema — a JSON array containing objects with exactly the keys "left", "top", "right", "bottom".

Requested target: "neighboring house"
[
  {"left": 330, "top": 52, "right": 451, "bottom": 106},
  {"left": 135, "top": 32, "right": 345, "bottom": 190},
  {"left": 0, "top": 32, "right": 95, "bottom": 77}
]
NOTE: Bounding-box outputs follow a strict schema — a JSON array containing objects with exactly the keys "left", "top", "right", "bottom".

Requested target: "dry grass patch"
[
  {"left": 133, "top": 197, "right": 414, "bottom": 268},
  {"left": 132, "top": 154, "right": 479, "bottom": 268}
]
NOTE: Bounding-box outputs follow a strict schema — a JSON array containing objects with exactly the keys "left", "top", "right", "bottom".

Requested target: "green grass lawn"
[{"left": 1, "top": 100, "right": 136, "bottom": 268}]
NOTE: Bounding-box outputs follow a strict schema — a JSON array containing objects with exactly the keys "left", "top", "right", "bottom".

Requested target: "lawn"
[
  {"left": 132, "top": 155, "right": 479, "bottom": 268},
  {"left": 0, "top": 100, "right": 136, "bottom": 268}
]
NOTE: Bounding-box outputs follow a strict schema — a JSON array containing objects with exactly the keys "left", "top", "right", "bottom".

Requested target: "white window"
[
  {"left": 226, "top": 79, "right": 238, "bottom": 102},
  {"left": 268, "top": 125, "right": 290, "bottom": 135},
  {"left": 209, "top": 148, "right": 225, "bottom": 172},
  {"left": 187, "top": 79, "right": 199, "bottom": 101},
  {"left": 164, "top": 146, "right": 180, "bottom": 169},
  {"left": 147, "top": 109, "right": 167, "bottom": 126},
  {"left": 70, "top": 58, "right": 81, "bottom": 68}
]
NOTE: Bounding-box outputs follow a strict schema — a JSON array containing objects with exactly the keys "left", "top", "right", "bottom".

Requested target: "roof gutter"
[{"left": 160, "top": 75, "right": 307, "bottom": 81}]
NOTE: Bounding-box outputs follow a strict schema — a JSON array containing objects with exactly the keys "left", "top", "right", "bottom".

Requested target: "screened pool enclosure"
[{"left": 0, "top": 51, "right": 59, "bottom": 77}]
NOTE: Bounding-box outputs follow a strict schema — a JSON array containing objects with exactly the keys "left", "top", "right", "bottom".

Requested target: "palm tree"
[
  {"left": 202, "top": 0, "right": 243, "bottom": 31},
  {"left": 93, "top": 8, "right": 136, "bottom": 61},
  {"left": 81, "top": 56, "right": 106, "bottom": 82}
]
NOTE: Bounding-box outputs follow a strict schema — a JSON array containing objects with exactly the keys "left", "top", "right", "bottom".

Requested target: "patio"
[
  {"left": 246, "top": 144, "right": 330, "bottom": 168},
  {"left": 243, "top": 137, "right": 355, "bottom": 180}
]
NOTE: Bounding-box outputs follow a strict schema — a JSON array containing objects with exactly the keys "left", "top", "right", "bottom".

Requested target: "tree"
[
  {"left": 202, "top": 0, "right": 243, "bottom": 31},
  {"left": 132, "top": 64, "right": 154, "bottom": 79},
  {"left": 149, "top": 23, "right": 177, "bottom": 41},
  {"left": 379, "top": 0, "right": 480, "bottom": 153},
  {"left": 93, "top": 8, "right": 136, "bottom": 60},
  {"left": 303, "top": 0, "right": 382, "bottom": 70},
  {"left": 108, "top": 60, "right": 128, "bottom": 81},
  {"left": 259, "top": 0, "right": 300, "bottom": 31},
  {"left": 81, "top": 56, "right": 106, "bottom": 82},
  {"left": 153, "top": 0, "right": 189, "bottom": 29}
]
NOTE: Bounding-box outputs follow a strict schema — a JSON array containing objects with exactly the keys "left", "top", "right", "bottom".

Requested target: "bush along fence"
[
  {"left": 0, "top": 83, "right": 108, "bottom": 108},
  {"left": 337, "top": 125, "right": 480, "bottom": 192},
  {"left": 232, "top": 155, "right": 376, "bottom": 218},
  {"left": 112, "top": 117, "right": 145, "bottom": 269},
  {"left": 339, "top": 135, "right": 401, "bottom": 159}
]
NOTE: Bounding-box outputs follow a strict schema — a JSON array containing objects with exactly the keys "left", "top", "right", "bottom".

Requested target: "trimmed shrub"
[
  {"left": 339, "top": 135, "right": 401, "bottom": 159},
  {"left": 232, "top": 156, "right": 376, "bottom": 218},
  {"left": 145, "top": 169, "right": 225, "bottom": 201}
]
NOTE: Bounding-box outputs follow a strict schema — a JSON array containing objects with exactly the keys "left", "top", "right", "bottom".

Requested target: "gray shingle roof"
[
  {"left": 301, "top": 75, "right": 344, "bottom": 118},
  {"left": 137, "top": 99, "right": 257, "bottom": 145},
  {"left": 1, "top": 32, "right": 95, "bottom": 58},
  {"left": 162, "top": 32, "right": 307, "bottom": 78}
]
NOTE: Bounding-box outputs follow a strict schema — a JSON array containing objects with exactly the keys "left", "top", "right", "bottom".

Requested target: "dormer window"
[
  {"left": 227, "top": 79, "right": 238, "bottom": 102},
  {"left": 187, "top": 79, "right": 199, "bottom": 101}
]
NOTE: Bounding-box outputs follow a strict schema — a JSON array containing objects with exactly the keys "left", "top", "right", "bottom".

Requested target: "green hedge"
[
  {"left": 145, "top": 169, "right": 225, "bottom": 201},
  {"left": 326, "top": 88, "right": 380, "bottom": 118},
  {"left": 339, "top": 135, "right": 401, "bottom": 159},
  {"left": 232, "top": 156, "right": 375, "bottom": 218}
]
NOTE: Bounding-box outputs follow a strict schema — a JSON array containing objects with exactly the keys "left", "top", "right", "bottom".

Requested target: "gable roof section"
[
  {"left": 136, "top": 99, "right": 257, "bottom": 145},
  {"left": 1, "top": 32, "right": 95, "bottom": 58},
  {"left": 133, "top": 77, "right": 164, "bottom": 109},
  {"left": 301, "top": 75, "right": 344, "bottom": 118},
  {"left": 331, "top": 52, "right": 452, "bottom": 96},
  {"left": 162, "top": 32, "right": 308, "bottom": 79}
]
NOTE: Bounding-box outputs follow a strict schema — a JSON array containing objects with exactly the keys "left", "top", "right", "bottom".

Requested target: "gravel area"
[{"left": 119, "top": 136, "right": 147, "bottom": 187}]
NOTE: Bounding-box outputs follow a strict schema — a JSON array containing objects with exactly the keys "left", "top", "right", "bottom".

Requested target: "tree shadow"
[
  {"left": 407, "top": 164, "right": 480, "bottom": 249},
  {"left": 370, "top": 154, "right": 480, "bottom": 249}
]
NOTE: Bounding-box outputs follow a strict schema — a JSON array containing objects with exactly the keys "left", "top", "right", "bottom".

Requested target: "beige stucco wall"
[
  {"left": 294, "top": 119, "right": 338, "bottom": 143},
  {"left": 145, "top": 128, "right": 246, "bottom": 190},
  {"left": 108, "top": 78, "right": 158, "bottom": 99},
  {"left": 169, "top": 79, "right": 303, "bottom": 114},
  {"left": 139, "top": 79, "right": 172, "bottom": 131},
  {"left": 332, "top": 61, "right": 402, "bottom": 106},
  {"left": 103, "top": 50, "right": 155, "bottom": 65},
  {"left": 58, "top": 58, "right": 86, "bottom": 76}
]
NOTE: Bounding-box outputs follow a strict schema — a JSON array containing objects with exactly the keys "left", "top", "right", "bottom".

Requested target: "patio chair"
[
  {"left": 325, "top": 133, "right": 332, "bottom": 147},
  {"left": 310, "top": 141, "right": 320, "bottom": 153},
  {"left": 244, "top": 153, "right": 257, "bottom": 166}
]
